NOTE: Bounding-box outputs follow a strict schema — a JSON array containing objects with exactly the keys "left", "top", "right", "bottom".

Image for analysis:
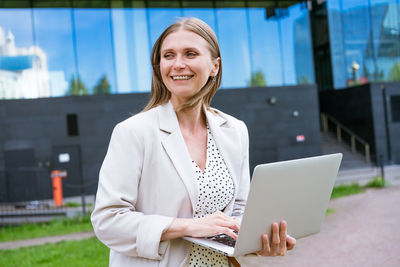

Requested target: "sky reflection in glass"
[{"left": 0, "top": 3, "right": 315, "bottom": 99}]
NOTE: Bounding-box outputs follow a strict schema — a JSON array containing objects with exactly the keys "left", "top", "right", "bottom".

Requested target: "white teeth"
[{"left": 172, "top": 76, "right": 191, "bottom": 80}]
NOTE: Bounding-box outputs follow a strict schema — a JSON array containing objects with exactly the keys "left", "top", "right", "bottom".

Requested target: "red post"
[{"left": 51, "top": 170, "right": 67, "bottom": 207}]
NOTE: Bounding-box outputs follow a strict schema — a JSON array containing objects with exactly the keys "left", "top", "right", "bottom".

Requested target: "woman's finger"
[
  {"left": 216, "top": 211, "right": 230, "bottom": 219},
  {"left": 214, "top": 218, "right": 239, "bottom": 230},
  {"left": 215, "top": 215, "right": 240, "bottom": 232},
  {"left": 213, "top": 212, "right": 236, "bottom": 223},
  {"left": 279, "top": 220, "right": 287, "bottom": 251},
  {"left": 286, "top": 235, "right": 296, "bottom": 250},
  {"left": 257, "top": 234, "right": 270, "bottom": 256},
  {"left": 263, "top": 234, "right": 271, "bottom": 255},
  {"left": 271, "top": 222, "right": 280, "bottom": 252},
  {"left": 219, "top": 227, "right": 238, "bottom": 240},
  {"left": 229, "top": 219, "right": 240, "bottom": 231}
]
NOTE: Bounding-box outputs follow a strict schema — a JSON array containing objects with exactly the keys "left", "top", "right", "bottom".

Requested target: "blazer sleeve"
[
  {"left": 232, "top": 120, "right": 251, "bottom": 217},
  {"left": 91, "top": 122, "right": 174, "bottom": 260}
]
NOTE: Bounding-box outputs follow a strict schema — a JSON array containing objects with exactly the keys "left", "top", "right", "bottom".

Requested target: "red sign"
[{"left": 296, "top": 135, "right": 305, "bottom": 142}]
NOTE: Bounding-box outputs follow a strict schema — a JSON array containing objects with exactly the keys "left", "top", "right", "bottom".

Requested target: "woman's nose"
[{"left": 173, "top": 55, "right": 186, "bottom": 69}]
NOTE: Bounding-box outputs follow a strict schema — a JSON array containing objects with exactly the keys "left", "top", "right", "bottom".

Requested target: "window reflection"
[
  {"left": 370, "top": 0, "right": 400, "bottom": 82},
  {"left": 111, "top": 8, "right": 151, "bottom": 93},
  {"left": 217, "top": 8, "right": 251, "bottom": 88},
  {"left": 72, "top": 9, "right": 116, "bottom": 95},
  {"left": 328, "top": 0, "right": 400, "bottom": 88},
  {"left": 182, "top": 8, "right": 216, "bottom": 30},
  {"left": 327, "top": 0, "right": 347, "bottom": 88},
  {"left": 248, "top": 8, "right": 282, "bottom": 86},
  {"left": 147, "top": 8, "right": 182, "bottom": 46},
  {"left": 280, "top": 4, "right": 314, "bottom": 85},
  {"left": 342, "top": 0, "right": 371, "bottom": 86},
  {"left": 33, "top": 9, "right": 74, "bottom": 97},
  {"left": 0, "top": 9, "right": 37, "bottom": 99},
  {"left": 0, "top": 1, "right": 318, "bottom": 99},
  {"left": 248, "top": 4, "right": 314, "bottom": 87}
]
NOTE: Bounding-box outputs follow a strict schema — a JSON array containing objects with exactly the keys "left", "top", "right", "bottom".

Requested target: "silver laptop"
[{"left": 183, "top": 153, "right": 342, "bottom": 257}]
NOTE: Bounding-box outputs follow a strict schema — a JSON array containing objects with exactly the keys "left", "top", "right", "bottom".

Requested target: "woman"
[{"left": 91, "top": 17, "right": 295, "bottom": 267}]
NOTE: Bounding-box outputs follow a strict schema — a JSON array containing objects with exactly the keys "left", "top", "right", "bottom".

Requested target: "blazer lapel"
[
  {"left": 158, "top": 102, "right": 198, "bottom": 213},
  {"left": 157, "top": 102, "right": 242, "bottom": 215},
  {"left": 205, "top": 108, "right": 241, "bottom": 197}
]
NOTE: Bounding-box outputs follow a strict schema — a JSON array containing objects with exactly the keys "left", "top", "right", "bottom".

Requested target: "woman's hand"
[
  {"left": 161, "top": 211, "right": 239, "bottom": 241},
  {"left": 255, "top": 220, "right": 296, "bottom": 256},
  {"left": 187, "top": 211, "right": 240, "bottom": 240}
]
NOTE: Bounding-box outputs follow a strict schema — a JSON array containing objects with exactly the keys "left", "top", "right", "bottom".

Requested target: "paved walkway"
[
  {"left": 0, "top": 231, "right": 95, "bottom": 250},
  {"left": 1, "top": 186, "right": 399, "bottom": 267},
  {"left": 238, "top": 185, "right": 400, "bottom": 267}
]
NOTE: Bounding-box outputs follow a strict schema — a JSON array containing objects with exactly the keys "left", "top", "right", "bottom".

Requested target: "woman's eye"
[
  {"left": 187, "top": 52, "right": 197, "bottom": 57},
  {"left": 163, "top": 53, "right": 173, "bottom": 58}
]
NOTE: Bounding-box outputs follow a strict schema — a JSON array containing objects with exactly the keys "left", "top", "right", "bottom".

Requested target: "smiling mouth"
[{"left": 172, "top": 75, "right": 193, "bottom": 80}]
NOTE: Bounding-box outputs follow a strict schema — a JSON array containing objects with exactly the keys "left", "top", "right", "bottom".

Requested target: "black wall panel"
[
  {"left": 0, "top": 85, "right": 322, "bottom": 202},
  {"left": 319, "top": 82, "right": 400, "bottom": 164}
]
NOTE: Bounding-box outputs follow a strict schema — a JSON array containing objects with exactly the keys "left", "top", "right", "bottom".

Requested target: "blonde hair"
[{"left": 143, "top": 17, "right": 222, "bottom": 112}]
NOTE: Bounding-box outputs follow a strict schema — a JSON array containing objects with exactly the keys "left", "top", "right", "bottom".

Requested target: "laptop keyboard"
[{"left": 207, "top": 233, "right": 237, "bottom": 247}]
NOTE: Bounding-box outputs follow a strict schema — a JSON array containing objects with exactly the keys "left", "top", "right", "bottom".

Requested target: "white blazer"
[{"left": 91, "top": 101, "right": 250, "bottom": 267}]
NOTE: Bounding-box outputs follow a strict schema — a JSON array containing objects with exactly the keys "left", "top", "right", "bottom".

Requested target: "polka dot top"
[{"left": 188, "top": 126, "right": 235, "bottom": 266}]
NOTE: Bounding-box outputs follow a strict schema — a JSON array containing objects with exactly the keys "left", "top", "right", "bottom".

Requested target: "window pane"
[
  {"left": 327, "top": 0, "right": 347, "bottom": 88},
  {"left": 0, "top": 9, "right": 37, "bottom": 99},
  {"left": 33, "top": 8, "right": 75, "bottom": 97},
  {"left": 248, "top": 8, "right": 283, "bottom": 86},
  {"left": 182, "top": 7, "right": 216, "bottom": 30},
  {"left": 279, "top": 4, "right": 314, "bottom": 85},
  {"left": 344, "top": 0, "right": 373, "bottom": 85},
  {"left": 147, "top": 8, "right": 182, "bottom": 47},
  {"left": 0, "top": 2, "right": 318, "bottom": 99},
  {"left": 328, "top": 0, "right": 372, "bottom": 88},
  {"left": 111, "top": 8, "right": 151, "bottom": 92},
  {"left": 370, "top": 0, "right": 400, "bottom": 82},
  {"left": 72, "top": 9, "right": 116, "bottom": 95},
  {"left": 216, "top": 8, "right": 251, "bottom": 88}
]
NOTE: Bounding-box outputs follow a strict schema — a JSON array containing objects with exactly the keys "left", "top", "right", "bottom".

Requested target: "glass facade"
[
  {"left": 0, "top": 0, "right": 314, "bottom": 100},
  {"left": 327, "top": 0, "right": 400, "bottom": 89}
]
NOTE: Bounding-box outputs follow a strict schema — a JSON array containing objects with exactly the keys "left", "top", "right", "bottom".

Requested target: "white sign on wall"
[{"left": 58, "top": 153, "right": 70, "bottom": 163}]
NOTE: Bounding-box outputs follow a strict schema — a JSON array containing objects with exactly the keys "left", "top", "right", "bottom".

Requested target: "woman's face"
[{"left": 159, "top": 29, "right": 219, "bottom": 105}]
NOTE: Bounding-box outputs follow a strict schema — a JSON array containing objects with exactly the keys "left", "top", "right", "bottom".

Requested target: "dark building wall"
[
  {"left": 319, "top": 83, "right": 375, "bottom": 148},
  {"left": 0, "top": 93, "right": 150, "bottom": 202},
  {"left": 319, "top": 82, "right": 400, "bottom": 164},
  {"left": 213, "top": 85, "right": 322, "bottom": 170},
  {"left": 0, "top": 85, "right": 321, "bottom": 202},
  {"left": 370, "top": 82, "right": 400, "bottom": 164}
]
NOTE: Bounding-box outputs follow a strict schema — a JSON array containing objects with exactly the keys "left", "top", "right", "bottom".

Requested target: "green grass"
[
  {"left": 325, "top": 208, "right": 335, "bottom": 215},
  {"left": 0, "top": 215, "right": 93, "bottom": 242},
  {"left": 365, "top": 176, "right": 387, "bottom": 188},
  {"left": 0, "top": 237, "right": 108, "bottom": 267},
  {"left": 64, "top": 202, "right": 93, "bottom": 208},
  {"left": 330, "top": 183, "right": 365, "bottom": 199},
  {"left": 326, "top": 177, "right": 388, "bottom": 216},
  {"left": 330, "top": 176, "right": 388, "bottom": 200}
]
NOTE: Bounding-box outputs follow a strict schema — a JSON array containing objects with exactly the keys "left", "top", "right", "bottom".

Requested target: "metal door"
[{"left": 4, "top": 149, "right": 38, "bottom": 202}]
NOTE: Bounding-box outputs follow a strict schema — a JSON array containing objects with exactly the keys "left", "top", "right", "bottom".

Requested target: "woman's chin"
[{"left": 170, "top": 91, "right": 199, "bottom": 102}]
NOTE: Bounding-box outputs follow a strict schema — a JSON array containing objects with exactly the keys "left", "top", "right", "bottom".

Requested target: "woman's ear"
[{"left": 211, "top": 57, "right": 220, "bottom": 76}]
